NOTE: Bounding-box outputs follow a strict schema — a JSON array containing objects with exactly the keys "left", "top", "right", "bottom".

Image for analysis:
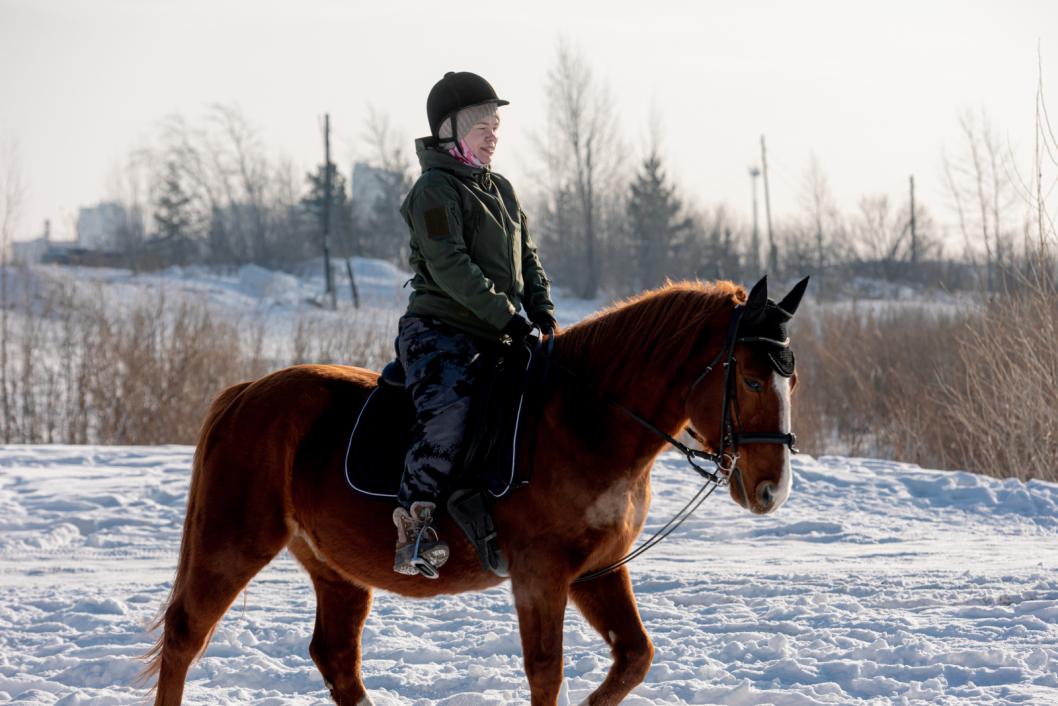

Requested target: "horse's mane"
[{"left": 554, "top": 280, "right": 746, "bottom": 394}]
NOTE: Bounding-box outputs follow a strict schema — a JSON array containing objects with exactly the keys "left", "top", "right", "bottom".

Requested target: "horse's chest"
[{"left": 585, "top": 477, "right": 650, "bottom": 537}]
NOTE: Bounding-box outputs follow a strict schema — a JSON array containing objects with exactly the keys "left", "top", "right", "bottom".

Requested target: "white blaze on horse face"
[{"left": 771, "top": 371, "right": 793, "bottom": 510}]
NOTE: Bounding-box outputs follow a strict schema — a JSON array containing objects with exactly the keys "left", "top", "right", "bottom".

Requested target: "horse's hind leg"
[
  {"left": 153, "top": 465, "right": 291, "bottom": 704},
  {"left": 569, "top": 567, "right": 653, "bottom": 706},
  {"left": 155, "top": 537, "right": 289, "bottom": 705},
  {"left": 289, "top": 537, "right": 375, "bottom": 706}
]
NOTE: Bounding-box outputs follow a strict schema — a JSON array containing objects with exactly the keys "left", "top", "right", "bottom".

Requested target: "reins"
[{"left": 534, "top": 303, "right": 797, "bottom": 584}]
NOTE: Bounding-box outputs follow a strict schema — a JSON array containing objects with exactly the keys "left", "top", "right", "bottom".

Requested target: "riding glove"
[
  {"left": 528, "top": 310, "right": 558, "bottom": 335},
  {"left": 502, "top": 314, "right": 534, "bottom": 341}
]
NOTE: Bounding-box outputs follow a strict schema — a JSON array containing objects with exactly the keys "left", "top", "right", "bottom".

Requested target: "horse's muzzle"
[{"left": 756, "top": 482, "right": 777, "bottom": 512}]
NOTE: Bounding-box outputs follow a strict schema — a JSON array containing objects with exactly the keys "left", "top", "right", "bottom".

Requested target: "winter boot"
[{"left": 393, "top": 501, "right": 450, "bottom": 579}]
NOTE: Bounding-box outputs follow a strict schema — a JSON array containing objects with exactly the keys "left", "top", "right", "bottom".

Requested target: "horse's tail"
[{"left": 140, "top": 380, "right": 253, "bottom": 684}]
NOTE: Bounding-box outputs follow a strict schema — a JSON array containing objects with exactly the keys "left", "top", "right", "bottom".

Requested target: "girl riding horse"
[{"left": 393, "top": 71, "right": 556, "bottom": 578}]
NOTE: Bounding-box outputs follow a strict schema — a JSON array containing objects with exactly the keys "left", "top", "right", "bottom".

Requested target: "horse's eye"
[{"left": 744, "top": 378, "right": 763, "bottom": 392}]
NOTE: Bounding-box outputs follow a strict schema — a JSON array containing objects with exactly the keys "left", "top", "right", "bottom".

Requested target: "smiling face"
[{"left": 462, "top": 113, "right": 500, "bottom": 165}]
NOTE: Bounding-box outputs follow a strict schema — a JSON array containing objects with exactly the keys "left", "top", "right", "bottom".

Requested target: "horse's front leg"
[
  {"left": 569, "top": 566, "right": 653, "bottom": 706},
  {"left": 511, "top": 563, "right": 570, "bottom": 706}
]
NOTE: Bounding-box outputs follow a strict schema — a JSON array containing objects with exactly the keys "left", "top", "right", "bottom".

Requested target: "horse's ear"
[
  {"left": 777, "top": 276, "right": 810, "bottom": 316},
  {"left": 745, "top": 276, "right": 768, "bottom": 317}
]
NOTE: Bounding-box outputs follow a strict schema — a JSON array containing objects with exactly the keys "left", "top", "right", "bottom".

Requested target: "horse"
[{"left": 144, "top": 275, "right": 807, "bottom": 706}]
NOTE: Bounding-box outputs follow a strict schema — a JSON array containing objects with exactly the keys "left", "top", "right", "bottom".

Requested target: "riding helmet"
[{"left": 427, "top": 71, "right": 509, "bottom": 139}]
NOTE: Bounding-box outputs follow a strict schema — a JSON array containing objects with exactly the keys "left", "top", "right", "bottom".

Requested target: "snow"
[{"left": 0, "top": 447, "right": 1056, "bottom": 705}]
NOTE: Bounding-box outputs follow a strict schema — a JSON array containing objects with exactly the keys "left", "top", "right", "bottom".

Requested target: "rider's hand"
[
  {"left": 502, "top": 314, "right": 534, "bottom": 341},
  {"left": 528, "top": 310, "right": 558, "bottom": 336}
]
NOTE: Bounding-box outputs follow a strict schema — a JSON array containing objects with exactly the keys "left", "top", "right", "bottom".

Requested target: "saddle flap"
[{"left": 344, "top": 338, "right": 540, "bottom": 501}]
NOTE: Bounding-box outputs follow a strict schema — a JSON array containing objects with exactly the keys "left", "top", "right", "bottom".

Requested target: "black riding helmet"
[{"left": 427, "top": 71, "right": 509, "bottom": 140}]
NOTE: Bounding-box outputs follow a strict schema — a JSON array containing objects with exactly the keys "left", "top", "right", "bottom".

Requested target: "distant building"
[
  {"left": 9, "top": 220, "right": 52, "bottom": 264},
  {"left": 76, "top": 201, "right": 126, "bottom": 251}
]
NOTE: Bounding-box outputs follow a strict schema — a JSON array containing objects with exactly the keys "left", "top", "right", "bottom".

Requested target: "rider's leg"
[{"left": 393, "top": 314, "right": 479, "bottom": 576}]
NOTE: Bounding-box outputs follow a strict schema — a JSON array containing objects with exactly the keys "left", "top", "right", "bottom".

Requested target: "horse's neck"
[
  {"left": 610, "top": 367, "right": 688, "bottom": 468},
  {"left": 552, "top": 338, "right": 689, "bottom": 485}
]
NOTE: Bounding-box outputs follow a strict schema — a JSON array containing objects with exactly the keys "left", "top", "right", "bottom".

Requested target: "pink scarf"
[{"left": 448, "top": 139, "right": 484, "bottom": 168}]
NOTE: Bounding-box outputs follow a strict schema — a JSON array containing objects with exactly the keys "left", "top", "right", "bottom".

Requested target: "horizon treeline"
[{"left": 8, "top": 40, "right": 1057, "bottom": 300}]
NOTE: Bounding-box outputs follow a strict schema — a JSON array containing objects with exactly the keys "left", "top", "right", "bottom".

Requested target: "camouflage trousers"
[{"left": 396, "top": 314, "right": 480, "bottom": 508}]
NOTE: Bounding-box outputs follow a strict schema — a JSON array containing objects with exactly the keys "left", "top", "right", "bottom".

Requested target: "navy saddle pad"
[{"left": 344, "top": 339, "right": 538, "bottom": 500}]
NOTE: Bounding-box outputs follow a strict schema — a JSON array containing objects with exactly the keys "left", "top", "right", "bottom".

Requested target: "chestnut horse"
[{"left": 146, "top": 276, "right": 806, "bottom": 706}]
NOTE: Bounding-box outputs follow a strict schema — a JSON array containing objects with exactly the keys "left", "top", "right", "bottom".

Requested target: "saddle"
[{"left": 344, "top": 338, "right": 544, "bottom": 575}]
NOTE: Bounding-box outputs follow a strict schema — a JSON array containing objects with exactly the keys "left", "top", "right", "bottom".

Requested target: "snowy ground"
[{"left": 1, "top": 446, "right": 1056, "bottom": 705}]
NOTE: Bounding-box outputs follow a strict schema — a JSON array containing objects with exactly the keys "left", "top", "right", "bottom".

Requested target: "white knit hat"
[{"left": 438, "top": 102, "right": 499, "bottom": 142}]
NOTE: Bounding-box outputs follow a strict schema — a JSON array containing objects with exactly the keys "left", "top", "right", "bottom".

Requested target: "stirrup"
[
  {"left": 394, "top": 517, "right": 449, "bottom": 579},
  {"left": 395, "top": 526, "right": 447, "bottom": 579}
]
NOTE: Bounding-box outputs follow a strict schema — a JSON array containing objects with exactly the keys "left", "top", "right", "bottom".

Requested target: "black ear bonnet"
[
  {"left": 740, "top": 276, "right": 809, "bottom": 378},
  {"left": 742, "top": 303, "right": 796, "bottom": 376}
]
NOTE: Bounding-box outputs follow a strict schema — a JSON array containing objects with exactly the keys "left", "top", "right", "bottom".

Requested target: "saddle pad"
[
  {"left": 344, "top": 340, "right": 536, "bottom": 500},
  {"left": 342, "top": 385, "right": 415, "bottom": 498}
]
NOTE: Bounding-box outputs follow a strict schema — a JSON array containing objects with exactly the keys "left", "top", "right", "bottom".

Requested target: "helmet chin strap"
[{"left": 449, "top": 114, "right": 464, "bottom": 156}]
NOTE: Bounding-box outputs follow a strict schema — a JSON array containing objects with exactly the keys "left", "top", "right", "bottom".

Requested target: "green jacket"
[{"left": 401, "top": 138, "right": 554, "bottom": 341}]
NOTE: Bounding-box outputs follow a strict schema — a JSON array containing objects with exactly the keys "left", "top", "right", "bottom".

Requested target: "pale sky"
[{"left": 2, "top": 0, "right": 1057, "bottom": 244}]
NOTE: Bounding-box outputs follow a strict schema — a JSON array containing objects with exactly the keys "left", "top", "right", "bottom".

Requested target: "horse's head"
[{"left": 683, "top": 276, "right": 809, "bottom": 515}]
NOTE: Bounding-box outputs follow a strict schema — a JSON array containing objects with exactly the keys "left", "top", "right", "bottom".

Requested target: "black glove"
[
  {"left": 528, "top": 310, "right": 558, "bottom": 335},
  {"left": 502, "top": 314, "right": 534, "bottom": 341}
]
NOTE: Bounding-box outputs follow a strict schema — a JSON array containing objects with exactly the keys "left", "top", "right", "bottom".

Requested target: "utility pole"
[
  {"left": 760, "top": 135, "right": 778, "bottom": 276},
  {"left": 748, "top": 166, "right": 761, "bottom": 273},
  {"left": 346, "top": 161, "right": 360, "bottom": 309},
  {"left": 909, "top": 174, "right": 918, "bottom": 267},
  {"left": 322, "top": 114, "right": 336, "bottom": 309}
]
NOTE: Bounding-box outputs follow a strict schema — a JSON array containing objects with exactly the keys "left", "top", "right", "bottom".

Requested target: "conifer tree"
[
  {"left": 626, "top": 149, "right": 691, "bottom": 290},
  {"left": 302, "top": 162, "right": 354, "bottom": 256},
  {"left": 153, "top": 161, "right": 194, "bottom": 241}
]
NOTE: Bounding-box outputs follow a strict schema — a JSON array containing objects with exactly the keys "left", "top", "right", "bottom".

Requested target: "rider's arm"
[{"left": 519, "top": 209, "right": 554, "bottom": 317}]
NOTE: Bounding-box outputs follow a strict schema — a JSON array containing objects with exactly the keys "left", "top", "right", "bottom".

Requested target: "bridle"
[
  {"left": 686, "top": 304, "right": 799, "bottom": 475},
  {"left": 564, "top": 302, "right": 798, "bottom": 583}
]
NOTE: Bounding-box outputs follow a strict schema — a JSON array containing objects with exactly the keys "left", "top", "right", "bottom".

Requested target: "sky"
[{"left": 2, "top": 0, "right": 1057, "bottom": 246}]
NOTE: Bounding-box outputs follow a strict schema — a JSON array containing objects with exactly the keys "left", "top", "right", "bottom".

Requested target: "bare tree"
[
  {"left": 357, "top": 107, "right": 413, "bottom": 263},
  {"left": 105, "top": 150, "right": 151, "bottom": 258},
  {"left": 537, "top": 37, "right": 623, "bottom": 298},
  {"left": 800, "top": 153, "right": 840, "bottom": 276},
  {"left": 942, "top": 108, "right": 1015, "bottom": 289},
  {"left": 1, "top": 136, "right": 26, "bottom": 442},
  {"left": 849, "top": 194, "right": 938, "bottom": 281},
  {"left": 158, "top": 113, "right": 219, "bottom": 236},
  {"left": 852, "top": 195, "right": 902, "bottom": 273},
  {"left": 151, "top": 104, "right": 287, "bottom": 264},
  {"left": 1002, "top": 48, "right": 1058, "bottom": 288},
  {"left": 206, "top": 104, "right": 274, "bottom": 262}
]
